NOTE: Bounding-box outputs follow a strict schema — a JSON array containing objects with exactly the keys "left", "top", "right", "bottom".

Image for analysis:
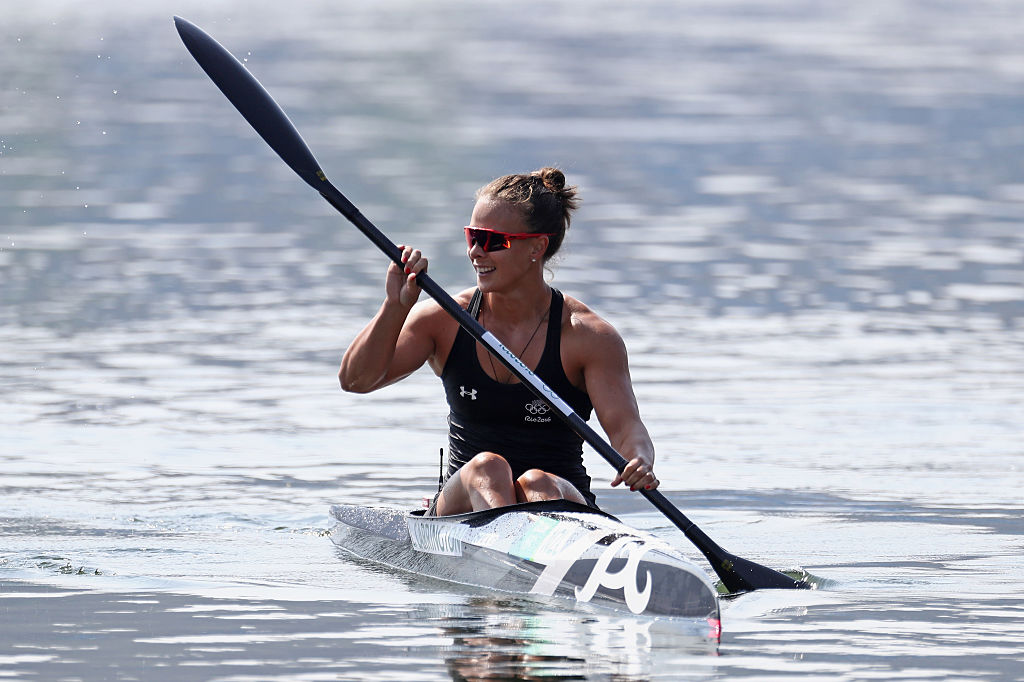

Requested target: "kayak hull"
[{"left": 330, "top": 500, "right": 719, "bottom": 620}]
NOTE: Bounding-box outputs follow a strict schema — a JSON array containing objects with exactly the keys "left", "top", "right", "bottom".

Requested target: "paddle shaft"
[{"left": 175, "top": 15, "right": 806, "bottom": 592}]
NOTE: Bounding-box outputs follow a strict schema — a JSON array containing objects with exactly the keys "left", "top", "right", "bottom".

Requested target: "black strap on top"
[{"left": 468, "top": 289, "right": 483, "bottom": 319}]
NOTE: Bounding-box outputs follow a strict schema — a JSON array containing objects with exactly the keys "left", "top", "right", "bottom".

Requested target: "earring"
[{"left": 531, "top": 257, "right": 537, "bottom": 263}]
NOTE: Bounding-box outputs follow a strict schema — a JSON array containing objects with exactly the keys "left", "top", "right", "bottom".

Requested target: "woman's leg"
[
  {"left": 514, "top": 469, "right": 587, "bottom": 505},
  {"left": 434, "top": 452, "right": 517, "bottom": 515}
]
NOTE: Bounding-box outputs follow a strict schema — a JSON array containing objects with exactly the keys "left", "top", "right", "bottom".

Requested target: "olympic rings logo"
[{"left": 525, "top": 400, "right": 551, "bottom": 415}]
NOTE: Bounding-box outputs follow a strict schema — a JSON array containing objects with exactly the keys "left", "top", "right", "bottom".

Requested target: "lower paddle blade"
[
  {"left": 717, "top": 551, "right": 810, "bottom": 593},
  {"left": 683, "top": 520, "right": 809, "bottom": 592}
]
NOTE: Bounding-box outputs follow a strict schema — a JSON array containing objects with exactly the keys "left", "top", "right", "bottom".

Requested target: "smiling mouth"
[{"left": 475, "top": 265, "right": 495, "bottom": 274}]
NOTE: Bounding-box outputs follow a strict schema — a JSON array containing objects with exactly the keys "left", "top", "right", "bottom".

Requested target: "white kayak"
[{"left": 330, "top": 500, "right": 720, "bottom": 620}]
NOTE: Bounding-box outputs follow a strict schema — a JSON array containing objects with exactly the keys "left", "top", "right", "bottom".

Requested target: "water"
[{"left": 3, "top": 0, "right": 1023, "bottom": 679}]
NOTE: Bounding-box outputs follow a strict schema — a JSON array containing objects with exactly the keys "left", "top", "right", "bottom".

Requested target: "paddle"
[{"left": 173, "top": 16, "right": 808, "bottom": 593}]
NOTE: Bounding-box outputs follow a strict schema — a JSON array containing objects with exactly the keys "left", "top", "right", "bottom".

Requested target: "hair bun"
[{"left": 536, "top": 167, "right": 566, "bottom": 193}]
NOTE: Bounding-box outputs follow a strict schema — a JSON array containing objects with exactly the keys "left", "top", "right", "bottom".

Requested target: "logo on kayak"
[
  {"left": 574, "top": 537, "right": 653, "bottom": 615},
  {"left": 524, "top": 399, "right": 552, "bottom": 423},
  {"left": 529, "top": 530, "right": 654, "bottom": 615},
  {"left": 459, "top": 386, "right": 477, "bottom": 400}
]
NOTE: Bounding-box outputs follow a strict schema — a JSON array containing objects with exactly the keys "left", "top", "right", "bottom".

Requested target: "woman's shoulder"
[
  {"left": 453, "top": 286, "right": 478, "bottom": 308},
  {"left": 557, "top": 292, "right": 629, "bottom": 389},
  {"left": 559, "top": 292, "right": 625, "bottom": 348}
]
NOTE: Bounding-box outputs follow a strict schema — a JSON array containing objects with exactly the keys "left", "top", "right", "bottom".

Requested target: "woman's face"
[{"left": 467, "top": 197, "right": 546, "bottom": 291}]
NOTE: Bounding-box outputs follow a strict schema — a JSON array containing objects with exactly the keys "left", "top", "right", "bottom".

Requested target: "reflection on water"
[
  {"left": 0, "top": 581, "right": 718, "bottom": 681},
  {"left": 433, "top": 599, "right": 719, "bottom": 681},
  {"left": 3, "top": 0, "right": 1024, "bottom": 680}
]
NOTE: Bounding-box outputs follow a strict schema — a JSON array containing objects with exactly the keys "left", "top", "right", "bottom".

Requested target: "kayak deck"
[{"left": 330, "top": 500, "right": 719, "bottom": 620}]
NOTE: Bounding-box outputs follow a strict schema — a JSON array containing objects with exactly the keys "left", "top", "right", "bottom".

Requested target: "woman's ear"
[{"left": 530, "top": 235, "right": 549, "bottom": 261}]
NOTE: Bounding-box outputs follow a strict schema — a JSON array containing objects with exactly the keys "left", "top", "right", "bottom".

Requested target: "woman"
[{"left": 339, "top": 167, "right": 658, "bottom": 515}]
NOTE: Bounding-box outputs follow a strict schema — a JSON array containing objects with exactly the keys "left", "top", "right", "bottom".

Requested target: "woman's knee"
[
  {"left": 464, "top": 452, "right": 513, "bottom": 483},
  {"left": 516, "top": 469, "right": 586, "bottom": 504},
  {"left": 516, "top": 469, "right": 561, "bottom": 497},
  {"left": 517, "top": 468, "right": 550, "bottom": 488}
]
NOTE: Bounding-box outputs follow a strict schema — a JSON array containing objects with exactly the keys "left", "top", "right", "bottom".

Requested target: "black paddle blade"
[
  {"left": 716, "top": 552, "right": 810, "bottom": 593},
  {"left": 173, "top": 16, "right": 325, "bottom": 189},
  {"left": 683, "top": 522, "right": 809, "bottom": 592}
]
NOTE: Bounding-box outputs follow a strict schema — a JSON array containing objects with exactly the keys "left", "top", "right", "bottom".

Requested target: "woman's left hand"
[{"left": 611, "top": 456, "right": 659, "bottom": 492}]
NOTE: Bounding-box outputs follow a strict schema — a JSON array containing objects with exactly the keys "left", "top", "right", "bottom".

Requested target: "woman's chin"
[{"left": 475, "top": 271, "right": 497, "bottom": 290}]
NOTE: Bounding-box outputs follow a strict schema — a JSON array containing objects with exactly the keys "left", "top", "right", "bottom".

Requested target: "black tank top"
[{"left": 440, "top": 288, "right": 596, "bottom": 506}]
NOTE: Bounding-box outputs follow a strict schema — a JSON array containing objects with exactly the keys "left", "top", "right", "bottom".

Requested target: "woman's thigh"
[{"left": 515, "top": 469, "right": 587, "bottom": 504}]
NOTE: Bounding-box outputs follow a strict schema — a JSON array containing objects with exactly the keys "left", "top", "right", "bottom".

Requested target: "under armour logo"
[{"left": 459, "top": 386, "right": 477, "bottom": 400}]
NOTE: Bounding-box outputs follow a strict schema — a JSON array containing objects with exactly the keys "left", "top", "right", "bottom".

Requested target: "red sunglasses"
[{"left": 464, "top": 226, "right": 553, "bottom": 252}]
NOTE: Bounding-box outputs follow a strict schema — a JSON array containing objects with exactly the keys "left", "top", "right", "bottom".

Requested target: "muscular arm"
[
  {"left": 339, "top": 247, "right": 437, "bottom": 393},
  {"left": 338, "top": 297, "right": 437, "bottom": 393},
  {"left": 575, "top": 313, "right": 659, "bottom": 491}
]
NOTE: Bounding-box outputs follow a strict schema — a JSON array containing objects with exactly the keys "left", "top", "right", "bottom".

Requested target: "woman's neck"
[{"left": 482, "top": 280, "right": 551, "bottom": 325}]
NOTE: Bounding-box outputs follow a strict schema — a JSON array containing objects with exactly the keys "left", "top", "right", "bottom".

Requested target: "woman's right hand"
[{"left": 387, "top": 245, "right": 427, "bottom": 309}]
